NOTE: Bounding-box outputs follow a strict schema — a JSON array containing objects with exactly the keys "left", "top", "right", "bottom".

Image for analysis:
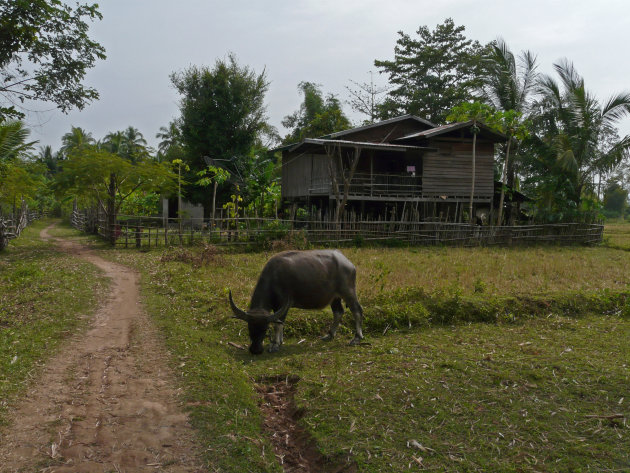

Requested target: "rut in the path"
[{"left": 0, "top": 224, "right": 206, "bottom": 473}]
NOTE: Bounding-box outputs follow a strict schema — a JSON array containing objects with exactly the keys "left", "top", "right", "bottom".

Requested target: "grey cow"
[{"left": 229, "top": 249, "right": 364, "bottom": 354}]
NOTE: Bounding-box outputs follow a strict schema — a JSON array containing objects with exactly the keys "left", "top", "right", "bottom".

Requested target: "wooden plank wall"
[
  {"left": 281, "top": 152, "right": 313, "bottom": 198},
  {"left": 423, "top": 139, "right": 494, "bottom": 199}
]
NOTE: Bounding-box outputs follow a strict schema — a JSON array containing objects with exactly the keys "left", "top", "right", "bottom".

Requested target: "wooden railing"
[{"left": 310, "top": 172, "right": 422, "bottom": 197}]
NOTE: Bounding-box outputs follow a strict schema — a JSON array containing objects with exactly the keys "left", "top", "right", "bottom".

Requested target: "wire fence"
[{"left": 71, "top": 208, "right": 604, "bottom": 248}]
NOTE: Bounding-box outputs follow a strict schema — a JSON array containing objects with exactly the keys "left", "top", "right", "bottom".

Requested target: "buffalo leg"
[
  {"left": 346, "top": 294, "right": 364, "bottom": 345},
  {"left": 269, "top": 322, "right": 284, "bottom": 352},
  {"left": 322, "top": 298, "right": 344, "bottom": 341}
]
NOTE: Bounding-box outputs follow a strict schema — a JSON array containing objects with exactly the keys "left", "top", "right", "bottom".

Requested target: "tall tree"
[
  {"left": 528, "top": 60, "right": 630, "bottom": 216},
  {"left": 170, "top": 53, "right": 269, "bottom": 206},
  {"left": 481, "top": 38, "right": 538, "bottom": 223},
  {"left": 375, "top": 18, "right": 487, "bottom": 124},
  {"left": 282, "top": 82, "right": 351, "bottom": 143},
  {"left": 156, "top": 120, "right": 183, "bottom": 161},
  {"left": 0, "top": 0, "right": 106, "bottom": 119}
]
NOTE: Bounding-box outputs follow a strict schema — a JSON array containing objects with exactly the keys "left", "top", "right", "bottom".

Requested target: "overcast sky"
[{"left": 24, "top": 0, "right": 630, "bottom": 151}]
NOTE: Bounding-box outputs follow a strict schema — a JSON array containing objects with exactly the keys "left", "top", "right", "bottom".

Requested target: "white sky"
[{"left": 23, "top": 0, "right": 630, "bottom": 151}]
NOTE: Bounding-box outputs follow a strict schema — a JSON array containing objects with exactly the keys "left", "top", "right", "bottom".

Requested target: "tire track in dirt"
[{"left": 0, "top": 223, "right": 207, "bottom": 472}]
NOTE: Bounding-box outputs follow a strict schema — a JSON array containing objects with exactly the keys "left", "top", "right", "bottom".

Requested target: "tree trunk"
[
  {"left": 468, "top": 127, "right": 477, "bottom": 224},
  {"left": 211, "top": 180, "right": 218, "bottom": 229},
  {"left": 107, "top": 173, "right": 117, "bottom": 245},
  {"left": 497, "top": 138, "right": 512, "bottom": 226}
]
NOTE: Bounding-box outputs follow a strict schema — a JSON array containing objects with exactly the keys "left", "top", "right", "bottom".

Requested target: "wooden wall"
[
  {"left": 281, "top": 152, "right": 332, "bottom": 198},
  {"left": 422, "top": 140, "right": 494, "bottom": 200}
]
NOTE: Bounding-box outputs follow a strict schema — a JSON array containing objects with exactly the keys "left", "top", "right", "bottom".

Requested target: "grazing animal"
[{"left": 229, "top": 249, "right": 364, "bottom": 354}]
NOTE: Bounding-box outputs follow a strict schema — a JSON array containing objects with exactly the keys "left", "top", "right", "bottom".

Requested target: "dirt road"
[{"left": 0, "top": 224, "right": 206, "bottom": 472}]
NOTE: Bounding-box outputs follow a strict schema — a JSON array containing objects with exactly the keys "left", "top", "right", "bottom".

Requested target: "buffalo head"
[{"left": 229, "top": 291, "right": 289, "bottom": 355}]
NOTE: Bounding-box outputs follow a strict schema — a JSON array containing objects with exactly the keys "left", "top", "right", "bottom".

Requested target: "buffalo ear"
[{"left": 229, "top": 290, "right": 250, "bottom": 322}]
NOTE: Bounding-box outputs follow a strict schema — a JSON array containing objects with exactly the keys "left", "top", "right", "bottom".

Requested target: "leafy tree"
[
  {"left": 282, "top": 82, "right": 351, "bottom": 143},
  {"left": 170, "top": 54, "right": 269, "bottom": 205},
  {"left": 196, "top": 165, "right": 231, "bottom": 226},
  {"left": 603, "top": 181, "right": 628, "bottom": 216},
  {"left": 55, "top": 148, "right": 176, "bottom": 243},
  {"left": 375, "top": 18, "right": 487, "bottom": 124},
  {"left": 0, "top": 0, "right": 106, "bottom": 119}
]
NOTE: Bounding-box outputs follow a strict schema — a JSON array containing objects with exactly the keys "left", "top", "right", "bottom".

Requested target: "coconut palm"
[
  {"left": 156, "top": 121, "right": 181, "bottom": 156},
  {"left": 533, "top": 59, "right": 630, "bottom": 211},
  {"left": 0, "top": 120, "right": 36, "bottom": 161},
  {"left": 60, "top": 126, "right": 95, "bottom": 156},
  {"left": 121, "top": 126, "right": 147, "bottom": 163},
  {"left": 481, "top": 38, "right": 538, "bottom": 224}
]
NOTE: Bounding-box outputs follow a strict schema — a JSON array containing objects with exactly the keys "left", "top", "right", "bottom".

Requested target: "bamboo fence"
[
  {"left": 71, "top": 208, "right": 604, "bottom": 248},
  {"left": 0, "top": 203, "right": 39, "bottom": 250}
]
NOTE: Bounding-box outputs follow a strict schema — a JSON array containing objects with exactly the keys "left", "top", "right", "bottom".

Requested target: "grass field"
[
  {"left": 0, "top": 219, "right": 107, "bottom": 425},
  {"left": 2, "top": 220, "right": 628, "bottom": 471},
  {"left": 85, "top": 220, "right": 629, "bottom": 472}
]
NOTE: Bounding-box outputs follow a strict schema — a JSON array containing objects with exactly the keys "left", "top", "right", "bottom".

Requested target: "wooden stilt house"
[{"left": 277, "top": 115, "right": 506, "bottom": 222}]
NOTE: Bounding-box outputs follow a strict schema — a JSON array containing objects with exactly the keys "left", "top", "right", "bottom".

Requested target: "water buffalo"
[{"left": 229, "top": 249, "right": 364, "bottom": 354}]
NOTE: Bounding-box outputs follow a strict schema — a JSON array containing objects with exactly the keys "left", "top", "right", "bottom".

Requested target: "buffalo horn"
[{"left": 229, "top": 290, "right": 250, "bottom": 322}]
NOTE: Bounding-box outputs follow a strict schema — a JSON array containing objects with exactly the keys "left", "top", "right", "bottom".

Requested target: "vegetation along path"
[{"left": 0, "top": 223, "right": 206, "bottom": 472}]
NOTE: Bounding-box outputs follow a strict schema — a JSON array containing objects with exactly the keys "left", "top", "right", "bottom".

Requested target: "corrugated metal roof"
[
  {"left": 395, "top": 120, "right": 507, "bottom": 141},
  {"left": 325, "top": 114, "right": 436, "bottom": 139},
  {"left": 288, "top": 138, "right": 436, "bottom": 153}
]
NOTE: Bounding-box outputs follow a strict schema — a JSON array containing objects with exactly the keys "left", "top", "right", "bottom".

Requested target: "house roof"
[
  {"left": 288, "top": 138, "right": 436, "bottom": 154},
  {"left": 271, "top": 114, "right": 438, "bottom": 153},
  {"left": 324, "top": 114, "right": 437, "bottom": 139},
  {"left": 395, "top": 120, "right": 507, "bottom": 142}
]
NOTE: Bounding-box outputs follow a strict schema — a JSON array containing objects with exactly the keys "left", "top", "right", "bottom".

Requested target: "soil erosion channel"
[{"left": 0, "top": 223, "right": 205, "bottom": 472}]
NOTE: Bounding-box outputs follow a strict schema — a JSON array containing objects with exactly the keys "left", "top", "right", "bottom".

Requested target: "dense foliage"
[
  {"left": 0, "top": 0, "right": 106, "bottom": 119},
  {"left": 374, "top": 18, "right": 487, "bottom": 124}
]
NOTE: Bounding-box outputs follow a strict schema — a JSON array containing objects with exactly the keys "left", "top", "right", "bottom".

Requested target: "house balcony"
[{"left": 310, "top": 172, "right": 422, "bottom": 199}]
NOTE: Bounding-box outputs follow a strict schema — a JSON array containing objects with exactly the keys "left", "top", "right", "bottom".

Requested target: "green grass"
[
  {"left": 604, "top": 220, "right": 630, "bottom": 251},
  {"left": 0, "top": 219, "right": 107, "bottom": 425},
  {"left": 91, "top": 238, "right": 630, "bottom": 472}
]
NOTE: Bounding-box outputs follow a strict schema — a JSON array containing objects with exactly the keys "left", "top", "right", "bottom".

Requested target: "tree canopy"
[
  {"left": 375, "top": 18, "right": 487, "bottom": 125},
  {"left": 282, "top": 82, "right": 351, "bottom": 144},
  {"left": 171, "top": 55, "right": 269, "bottom": 174},
  {"left": 0, "top": 0, "right": 106, "bottom": 119}
]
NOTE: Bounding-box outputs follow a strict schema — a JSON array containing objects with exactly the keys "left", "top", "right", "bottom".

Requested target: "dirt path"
[{"left": 0, "top": 224, "right": 206, "bottom": 473}]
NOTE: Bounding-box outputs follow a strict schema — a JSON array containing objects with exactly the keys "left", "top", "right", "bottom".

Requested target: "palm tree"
[
  {"left": 0, "top": 120, "right": 36, "bottom": 161},
  {"left": 121, "top": 126, "right": 147, "bottom": 163},
  {"left": 102, "top": 131, "right": 125, "bottom": 155},
  {"left": 156, "top": 121, "right": 181, "bottom": 157},
  {"left": 531, "top": 60, "right": 630, "bottom": 216},
  {"left": 481, "top": 38, "right": 538, "bottom": 224},
  {"left": 60, "top": 126, "right": 95, "bottom": 156}
]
